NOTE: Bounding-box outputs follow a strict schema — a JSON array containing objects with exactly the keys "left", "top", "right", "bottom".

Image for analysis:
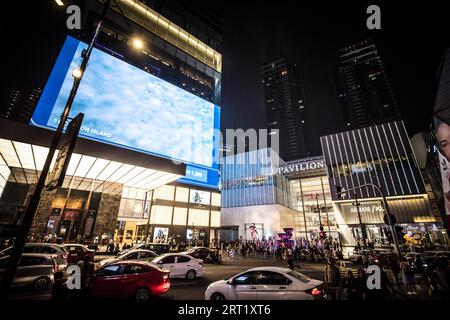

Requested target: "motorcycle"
[{"left": 206, "top": 252, "right": 222, "bottom": 264}]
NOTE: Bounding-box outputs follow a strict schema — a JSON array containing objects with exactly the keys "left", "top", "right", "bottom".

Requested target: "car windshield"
[{"left": 287, "top": 270, "right": 311, "bottom": 283}]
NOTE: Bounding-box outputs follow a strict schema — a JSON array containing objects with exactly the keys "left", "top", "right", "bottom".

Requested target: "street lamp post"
[
  {"left": 353, "top": 192, "right": 367, "bottom": 248},
  {"left": 337, "top": 183, "right": 401, "bottom": 258},
  {"left": 315, "top": 194, "right": 323, "bottom": 233},
  {"left": 0, "top": 0, "right": 113, "bottom": 299}
]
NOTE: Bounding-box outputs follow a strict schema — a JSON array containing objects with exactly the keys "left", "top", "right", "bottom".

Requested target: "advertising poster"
[
  {"left": 433, "top": 49, "right": 450, "bottom": 232},
  {"left": 153, "top": 227, "right": 169, "bottom": 243},
  {"left": 244, "top": 223, "right": 263, "bottom": 241}
]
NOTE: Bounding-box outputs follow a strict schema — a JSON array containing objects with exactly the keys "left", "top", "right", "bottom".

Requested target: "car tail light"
[
  {"left": 161, "top": 272, "right": 170, "bottom": 282},
  {"left": 62, "top": 253, "right": 68, "bottom": 260},
  {"left": 306, "top": 288, "right": 322, "bottom": 296}
]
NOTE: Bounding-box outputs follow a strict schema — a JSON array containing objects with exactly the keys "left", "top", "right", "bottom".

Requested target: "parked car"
[
  {"left": 205, "top": 267, "right": 324, "bottom": 300},
  {"left": 99, "top": 249, "right": 158, "bottom": 267},
  {"left": 0, "top": 243, "right": 68, "bottom": 271},
  {"left": 117, "top": 243, "right": 170, "bottom": 256},
  {"left": 63, "top": 244, "right": 95, "bottom": 264},
  {"left": 151, "top": 253, "right": 204, "bottom": 280},
  {"left": 0, "top": 253, "right": 57, "bottom": 290},
  {"left": 183, "top": 247, "right": 222, "bottom": 264},
  {"left": 422, "top": 251, "right": 450, "bottom": 267},
  {"left": 349, "top": 249, "right": 375, "bottom": 264},
  {"left": 86, "top": 261, "right": 170, "bottom": 301},
  {"left": 405, "top": 252, "right": 422, "bottom": 263}
]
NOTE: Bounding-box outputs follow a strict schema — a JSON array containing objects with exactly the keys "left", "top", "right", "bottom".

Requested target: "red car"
[
  {"left": 63, "top": 244, "right": 95, "bottom": 264},
  {"left": 87, "top": 261, "right": 170, "bottom": 301}
]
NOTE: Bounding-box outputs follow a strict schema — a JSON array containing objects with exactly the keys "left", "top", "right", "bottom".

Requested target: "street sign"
[{"left": 46, "top": 113, "right": 84, "bottom": 190}]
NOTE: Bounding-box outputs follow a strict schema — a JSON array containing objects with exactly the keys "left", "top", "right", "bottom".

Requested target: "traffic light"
[{"left": 319, "top": 231, "right": 327, "bottom": 240}]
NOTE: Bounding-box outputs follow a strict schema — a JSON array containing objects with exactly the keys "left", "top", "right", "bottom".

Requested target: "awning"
[{"left": 0, "top": 119, "right": 186, "bottom": 195}]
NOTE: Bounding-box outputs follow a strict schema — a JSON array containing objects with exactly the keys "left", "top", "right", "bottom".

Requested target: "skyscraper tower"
[
  {"left": 262, "top": 57, "right": 309, "bottom": 161},
  {"left": 337, "top": 39, "right": 401, "bottom": 129},
  {"left": 0, "top": 88, "right": 41, "bottom": 123}
]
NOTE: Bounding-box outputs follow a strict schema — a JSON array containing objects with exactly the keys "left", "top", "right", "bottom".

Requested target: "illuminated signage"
[
  {"left": 32, "top": 36, "right": 220, "bottom": 188},
  {"left": 277, "top": 160, "right": 325, "bottom": 175}
]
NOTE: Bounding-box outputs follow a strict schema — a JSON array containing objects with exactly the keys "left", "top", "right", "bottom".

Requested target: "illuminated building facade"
[
  {"left": 220, "top": 148, "right": 297, "bottom": 241},
  {"left": 320, "top": 121, "right": 448, "bottom": 249},
  {"left": 0, "top": 0, "right": 222, "bottom": 246},
  {"left": 280, "top": 157, "right": 338, "bottom": 240}
]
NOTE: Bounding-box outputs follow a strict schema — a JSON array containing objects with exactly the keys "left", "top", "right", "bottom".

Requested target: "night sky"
[{"left": 3, "top": 1, "right": 450, "bottom": 157}]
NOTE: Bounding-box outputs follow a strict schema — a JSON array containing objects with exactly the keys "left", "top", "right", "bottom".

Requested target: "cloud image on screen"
[{"left": 47, "top": 41, "right": 215, "bottom": 167}]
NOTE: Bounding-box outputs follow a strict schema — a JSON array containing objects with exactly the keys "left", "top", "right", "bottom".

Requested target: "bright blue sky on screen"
[{"left": 48, "top": 42, "right": 215, "bottom": 167}]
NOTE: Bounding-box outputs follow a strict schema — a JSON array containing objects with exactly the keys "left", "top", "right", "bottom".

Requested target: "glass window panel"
[
  {"left": 211, "top": 192, "right": 221, "bottom": 207},
  {"left": 154, "top": 185, "right": 175, "bottom": 201},
  {"left": 135, "top": 189, "right": 146, "bottom": 200},
  {"left": 175, "top": 187, "right": 189, "bottom": 202},
  {"left": 172, "top": 207, "right": 187, "bottom": 225},
  {"left": 127, "top": 188, "right": 137, "bottom": 199},
  {"left": 118, "top": 198, "right": 126, "bottom": 217},
  {"left": 188, "top": 209, "right": 209, "bottom": 227},
  {"left": 210, "top": 211, "right": 220, "bottom": 227},
  {"left": 150, "top": 205, "right": 172, "bottom": 224}
]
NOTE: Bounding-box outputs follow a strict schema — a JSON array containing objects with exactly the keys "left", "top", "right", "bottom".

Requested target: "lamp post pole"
[
  {"left": 0, "top": 0, "right": 112, "bottom": 299},
  {"left": 353, "top": 192, "right": 367, "bottom": 248},
  {"left": 337, "top": 183, "right": 401, "bottom": 258},
  {"left": 315, "top": 194, "right": 323, "bottom": 232}
]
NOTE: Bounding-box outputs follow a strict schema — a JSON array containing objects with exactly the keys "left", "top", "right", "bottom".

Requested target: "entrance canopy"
[{"left": 0, "top": 119, "right": 185, "bottom": 196}]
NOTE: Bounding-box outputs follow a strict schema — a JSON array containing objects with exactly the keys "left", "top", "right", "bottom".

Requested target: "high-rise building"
[
  {"left": 0, "top": 88, "right": 41, "bottom": 123},
  {"left": 320, "top": 121, "right": 447, "bottom": 248},
  {"left": 337, "top": 39, "right": 401, "bottom": 129},
  {"left": 0, "top": 0, "right": 222, "bottom": 246},
  {"left": 262, "top": 57, "right": 310, "bottom": 161}
]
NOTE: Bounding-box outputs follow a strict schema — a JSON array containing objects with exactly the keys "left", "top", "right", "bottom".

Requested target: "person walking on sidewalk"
[
  {"left": 400, "top": 258, "right": 417, "bottom": 295},
  {"left": 324, "top": 258, "right": 342, "bottom": 300},
  {"left": 356, "top": 268, "right": 368, "bottom": 300}
]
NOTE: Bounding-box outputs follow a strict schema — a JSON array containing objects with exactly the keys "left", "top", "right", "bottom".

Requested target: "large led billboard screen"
[{"left": 32, "top": 36, "right": 219, "bottom": 188}]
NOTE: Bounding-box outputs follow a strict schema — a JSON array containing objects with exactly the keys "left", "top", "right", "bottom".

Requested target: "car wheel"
[
  {"left": 186, "top": 270, "right": 196, "bottom": 280},
  {"left": 210, "top": 293, "right": 226, "bottom": 300},
  {"left": 33, "top": 276, "right": 50, "bottom": 291},
  {"left": 135, "top": 287, "right": 151, "bottom": 302}
]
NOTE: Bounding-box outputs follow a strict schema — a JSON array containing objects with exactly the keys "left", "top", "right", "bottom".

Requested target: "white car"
[
  {"left": 205, "top": 267, "right": 324, "bottom": 300},
  {"left": 98, "top": 249, "right": 158, "bottom": 267},
  {"left": 151, "top": 253, "right": 204, "bottom": 280}
]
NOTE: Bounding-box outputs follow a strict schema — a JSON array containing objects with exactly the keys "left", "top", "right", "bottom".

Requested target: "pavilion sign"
[{"left": 276, "top": 159, "right": 325, "bottom": 175}]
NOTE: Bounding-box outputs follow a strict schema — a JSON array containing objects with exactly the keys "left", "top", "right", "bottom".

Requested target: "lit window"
[
  {"left": 188, "top": 209, "right": 209, "bottom": 226},
  {"left": 210, "top": 211, "right": 220, "bottom": 227},
  {"left": 173, "top": 207, "right": 188, "bottom": 225},
  {"left": 150, "top": 205, "right": 172, "bottom": 225},
  {"left": 211, "top": 193, "right": 221, "bottom": 206},
  {"left": 153, "top": 185, "right": 175, "bottom": 201},
  {"left": 175, "top": 187, "right": 189, "bottom": 202}
]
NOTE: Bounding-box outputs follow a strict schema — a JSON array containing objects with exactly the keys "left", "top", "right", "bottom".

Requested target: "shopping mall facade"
[
  {"left": 220, "top": 121, "right": 449, "bottom": 250},
  {"left": 0, "top": 0, "right": 222, "bottom": 246}
]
